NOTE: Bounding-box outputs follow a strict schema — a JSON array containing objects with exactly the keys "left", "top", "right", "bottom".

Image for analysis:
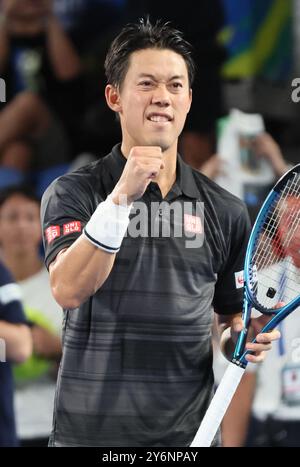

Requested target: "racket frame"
[{"left": 234, "top": 164, "right": 300, "bottom": 365}]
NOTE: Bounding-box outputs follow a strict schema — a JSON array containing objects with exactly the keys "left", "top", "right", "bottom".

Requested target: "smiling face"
[{"left": 105, "top": 48, "right": 192, "bottom": 156}]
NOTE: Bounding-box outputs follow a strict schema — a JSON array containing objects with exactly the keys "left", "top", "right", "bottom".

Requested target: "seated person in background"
[
  {"left": 0, "top": 259, "right": 32, "bottom": 447},
  {"left": 0, "top": 185, "right": 62, "bottom": 446},
  {"left": 0, "top": 0, "right": 84, "bottom": 172}
]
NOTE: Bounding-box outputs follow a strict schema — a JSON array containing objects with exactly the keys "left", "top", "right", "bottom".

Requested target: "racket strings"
[
  {"left": 254, "top": 176, "right": 300, "bottom": 269},
  {"left": 251, "top": 172, "right": 300, "bottom": 308}
]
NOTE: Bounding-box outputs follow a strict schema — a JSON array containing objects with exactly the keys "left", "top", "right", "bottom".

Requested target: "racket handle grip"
[
  {"left": 233, "top": 328, "right": 248, "bottom": 361},
  {"left": 233, "top": 300, "right": 252, "bottom": 361}
]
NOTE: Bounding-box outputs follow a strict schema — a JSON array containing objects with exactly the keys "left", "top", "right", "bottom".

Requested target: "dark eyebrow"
[
  {"left": 169, "top": 75, "right": 185, "bottom": 81},
  {"left": 137, "top": 73, "right": 186, "bottom": 81}
]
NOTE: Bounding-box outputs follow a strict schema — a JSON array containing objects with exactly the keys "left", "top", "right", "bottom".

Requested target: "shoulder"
[
  {"left": 43, "top": 158, "right": 106, "bottom": 199},
  {"left": 40, "top": 154, "right": 114, "bottom": 217},
  {"left": 191, "top": 167, "right": 248, "bottom": 223}
]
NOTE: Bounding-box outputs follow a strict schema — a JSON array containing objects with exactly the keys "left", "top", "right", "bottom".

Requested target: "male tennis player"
[{"left": 41, "top": 18, "right": 280, "bottom": 447}]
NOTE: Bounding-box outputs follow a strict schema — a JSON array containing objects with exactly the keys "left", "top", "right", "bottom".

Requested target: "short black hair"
[
  {"left": 0, "top": 185, "right": 40, "bottom": 210},
  {"left": 104, "top": 16, "right": 195, "bottom": 89}
]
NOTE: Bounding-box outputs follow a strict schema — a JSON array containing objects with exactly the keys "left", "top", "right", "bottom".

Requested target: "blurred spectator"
[
  {"left": 251, "top": 132, "right": 289, "bottom": 178},
  {"left": 0, "top": 0, "right": 85, "bottom": 173},
  {"left": 0, "top": 259, "right": 32, "bottom": 447},
  {"left": 244, "top": 332, "right": 300, "bottom": 447},
  {"left": 202, "top": 132, "right": 289, "bottom": 180},
  {"left": 0, "top": 185, "right": 62, "bottom": 446},
  {"left": 201, "top": 129, "right": 290, "bottom": 223},
  {"left": 0, "top": 91, "right": 56, "bottom": 172}
]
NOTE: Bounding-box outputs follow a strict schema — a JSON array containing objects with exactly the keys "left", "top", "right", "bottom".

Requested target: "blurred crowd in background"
[{"left": 0, "top": 0, "right": 299, "bottom": 447}]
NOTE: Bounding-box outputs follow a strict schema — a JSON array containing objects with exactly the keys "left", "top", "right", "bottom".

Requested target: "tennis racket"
[{"left": 190, "top": 163, "right": 300, "bottom": 447}]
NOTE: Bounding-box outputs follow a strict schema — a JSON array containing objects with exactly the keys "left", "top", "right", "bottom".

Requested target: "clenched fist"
[{"left": 111, "top": 146, "right": 165, "bottom": 205}]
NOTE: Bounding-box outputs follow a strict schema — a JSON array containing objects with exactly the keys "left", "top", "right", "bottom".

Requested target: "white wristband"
[{"left": 83, "top": 195, "right": 132, "bottom": 253}]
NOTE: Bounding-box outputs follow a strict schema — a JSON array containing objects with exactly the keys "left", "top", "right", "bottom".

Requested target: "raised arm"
[{"left": 47, "top": 146, "right": 164, "bottom": 310}]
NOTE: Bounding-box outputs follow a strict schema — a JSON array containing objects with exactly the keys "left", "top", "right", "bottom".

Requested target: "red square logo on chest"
[{"left": 184, "top": 214, "right": 203, "bottom": 234}]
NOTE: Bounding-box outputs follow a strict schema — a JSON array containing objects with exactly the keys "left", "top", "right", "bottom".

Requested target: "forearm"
[
  {"left": 50, "top": 235, "right": 116, "bottom": 309},
  {"left": 46, "top": 16, "right": 82, "bottom": 80},
  {"left": 0, "top": 321, "right": 32, "bottom": 363}
]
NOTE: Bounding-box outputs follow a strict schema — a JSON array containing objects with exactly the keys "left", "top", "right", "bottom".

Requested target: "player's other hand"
[{"left": 231, "top": 304, "right": 283, "bottom": 364}]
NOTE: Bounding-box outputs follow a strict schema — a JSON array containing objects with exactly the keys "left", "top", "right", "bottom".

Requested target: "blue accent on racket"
[{"left": 233, "top": 164, "right": 300, "bottom": 367}]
